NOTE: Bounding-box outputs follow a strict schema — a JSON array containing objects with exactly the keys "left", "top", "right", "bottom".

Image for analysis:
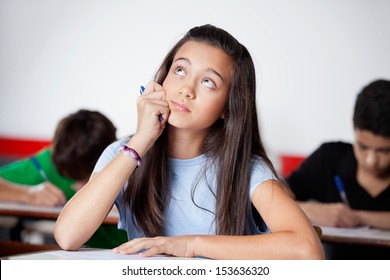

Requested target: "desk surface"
[
  {"left": 0, "top": 201, "right": 119, "bottom": 225},
  {"left": 320, "top": 226, "right": 390, "bottom": 247},
  {"left": 5, "top": 248, "right": 192, "bottom": 260},
  {"left": 2, "top": 202, "right": 388, "bottom": 248}
]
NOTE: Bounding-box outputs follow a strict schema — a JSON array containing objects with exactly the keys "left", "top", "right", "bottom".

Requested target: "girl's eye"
[
  {"left": 202, "top": 78, "right": 215, "bottom": 89},
  {"left": 174, "top": 67, "right": 185, "bottom": 77}
]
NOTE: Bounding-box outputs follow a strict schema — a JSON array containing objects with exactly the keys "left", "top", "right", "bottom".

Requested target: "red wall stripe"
[
  {"left": 0, "top": 136, "right": 51, "bottom": 157},
  {"left": 0, "top": 137, "right": 305, "bottom": 175},
  {"left": 280, "top": 155, "right": 305, "bottom": 177}
]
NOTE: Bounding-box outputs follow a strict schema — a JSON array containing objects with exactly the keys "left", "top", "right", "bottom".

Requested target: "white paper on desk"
[
  {"left": 50, "top": 249, "right": 192, "bottom": 260},
  {"left": 321, "top": 226, "right": 390, "bottom": 241},
  {"left": 0, "top": 201, "right": 119, "bottom": 218},
  {"left": 0, "top": 201, "right": 63, "bottom": 214}
]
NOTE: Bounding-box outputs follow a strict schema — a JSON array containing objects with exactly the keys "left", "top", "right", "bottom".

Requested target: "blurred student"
[
  {"left": 286, "top": 79, "right": 390, "bottom": 259},
  {"left": 0, "top": 109, "right": 127, "bottom": 248}
]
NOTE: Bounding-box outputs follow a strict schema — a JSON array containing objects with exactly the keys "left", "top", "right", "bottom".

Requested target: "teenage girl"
[{"left": 55, "top": 24, "right": 324, "bottom": 260}]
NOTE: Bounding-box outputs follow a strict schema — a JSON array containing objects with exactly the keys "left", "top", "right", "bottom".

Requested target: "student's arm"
[
  {"left": 0, "top": 177, "right": 66, "bottom": 206},
  {"left": 286, "top": 143, "right": 364, "bottom": 228},
  {"left": 296, "top": 201, "right": 360, "bottom": 228},
  {"left": 294, "top": 201, "right": 390, "bottom": 229},
  {"left": 54, "top": 135, "right": 147, "bottom": 250},
  {"left": 355, "top": 210, "right": 390, "bottom": 230},
  {"left": 55, "top": 83, "right": 169, "bottom": 250},
  {"left": 197, "top": 180, "right": 324, "bottom": 259},
  {"left": 113, "top": 180, "right": 325, "bottom": 259}
]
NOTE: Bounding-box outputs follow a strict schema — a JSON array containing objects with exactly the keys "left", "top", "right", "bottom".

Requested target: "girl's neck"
[{"left": 167, "top": 126, "right": 207, "bottom": 159}]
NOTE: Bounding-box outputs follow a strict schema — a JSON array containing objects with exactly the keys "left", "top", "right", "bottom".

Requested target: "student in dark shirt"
[{"left": 286, "top": 79, "right": 390, "bottom": 259}]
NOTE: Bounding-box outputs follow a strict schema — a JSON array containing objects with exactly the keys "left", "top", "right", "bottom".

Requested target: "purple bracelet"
[{"left": 120, "top": 145, "right": 142, "bottom": 167}]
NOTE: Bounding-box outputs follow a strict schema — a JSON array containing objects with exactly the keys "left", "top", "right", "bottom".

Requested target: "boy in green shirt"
[{"left": 0, "top": 109, "right": 127, "bottom": 248}]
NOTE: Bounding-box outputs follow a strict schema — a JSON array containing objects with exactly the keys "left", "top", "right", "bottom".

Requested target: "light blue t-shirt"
[{"left": 94, "top": 139, "right": 276, "bottom": 240}]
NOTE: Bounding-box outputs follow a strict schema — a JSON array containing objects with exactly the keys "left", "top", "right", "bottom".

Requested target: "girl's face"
[
  {"left": 353, "top": 129, "right": 390, "bottom": 177},
  {"left": 163, "top": 41, "right": 233, "bottom": 132}
]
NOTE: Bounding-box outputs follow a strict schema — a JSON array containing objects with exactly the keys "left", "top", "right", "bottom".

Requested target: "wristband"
[{"left": 120, "top": 145, "right": 142, "bottom": 167}]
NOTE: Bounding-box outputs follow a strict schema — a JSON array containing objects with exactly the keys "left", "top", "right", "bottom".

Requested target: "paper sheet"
[
  {"left": 9, "top": 248, "right": 195, "bottom": 260},
  {"left": 321, "top": 226, "right": 390, "bottom": 241}
]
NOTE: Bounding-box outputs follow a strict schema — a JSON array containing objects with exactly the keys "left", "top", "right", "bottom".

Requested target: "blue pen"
[
  {"left": 334, "top": 175, "right": 350, "bottom": 206},
  {"left": 31, "top": 156, "right": 49, "bottom": 181},
  {"left": 139, "top": 85, "right": 145, "bottom": 95},
  {"left": 139, "top": 85, "right": 163, "bottom": 121}
]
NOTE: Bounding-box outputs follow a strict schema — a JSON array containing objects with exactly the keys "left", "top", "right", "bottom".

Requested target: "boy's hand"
[{"left": 26, "top": 182, "right": 67, "bottom": 207}]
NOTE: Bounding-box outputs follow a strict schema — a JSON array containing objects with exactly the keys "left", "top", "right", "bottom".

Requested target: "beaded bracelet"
[{"left": 120, "top": 145, "right": 142, "bottom": 167}]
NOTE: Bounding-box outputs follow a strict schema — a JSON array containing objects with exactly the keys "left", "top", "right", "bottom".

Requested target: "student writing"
[
  {"left": 286, "top": 79, "right": 390, "bottom": 259},
  {"left": 0, "top": 109, "right": 127, "bottom": 248}
]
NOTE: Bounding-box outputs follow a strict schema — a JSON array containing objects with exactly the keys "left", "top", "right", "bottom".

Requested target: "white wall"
[{"left": 1, "top": 0, "right": 390, "bottom": 166}]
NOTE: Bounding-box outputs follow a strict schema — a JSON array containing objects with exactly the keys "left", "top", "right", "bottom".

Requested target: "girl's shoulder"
[
  {"left": 249, "top": 155, "right": 277, "bottom": 196},
  {"left": 250, "top": 155, "right": 273, "bottom": 172},
  {"left": 106, "top": 137, "right": 130, "bottom": 152}
]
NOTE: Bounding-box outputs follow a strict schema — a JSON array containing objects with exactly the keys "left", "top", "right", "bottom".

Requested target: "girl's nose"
[
  {"left": 180, "top": 90, "right": 195, "bottom": 99},
  {"left": 179, "top": 81, "right": 195, "bottom": 99}
]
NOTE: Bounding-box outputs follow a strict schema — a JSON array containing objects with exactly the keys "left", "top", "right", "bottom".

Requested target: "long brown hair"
[{"left": 124, "top": 24, "right": 278, "bottom": 236}]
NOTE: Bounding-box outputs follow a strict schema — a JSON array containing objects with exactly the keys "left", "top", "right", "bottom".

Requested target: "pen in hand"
[
  {"left": 139, "top": 85, "right": 145, "bottom": 95},
  {"left": 334, "top": 175, "right": 350, "bottom": 206},
  {"left": 139, "top": 85, "right": 163, "bottom": 121},
  {"left": 31, "top": 157, "right": 49, "bottom": 181}
]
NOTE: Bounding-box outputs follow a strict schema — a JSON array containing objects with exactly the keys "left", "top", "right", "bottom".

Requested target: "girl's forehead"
[
  {"left": 173, "top": 41, "right": 234, "bottom": 77},
  {"left": 175, "top": 40, "right": 225, "bottom": 57}
]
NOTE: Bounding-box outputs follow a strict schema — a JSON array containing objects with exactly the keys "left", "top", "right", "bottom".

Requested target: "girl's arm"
[
  {"left": 113, "top": 179, "right": 325, "bottom": 259},
  {"left": 54, "top": 137, "right": 142, "bottom": 250},
  {"left": 196, "top": 179, "right": 325, "bottom": 259},
  {"left": 55, "top": 82, "right": 169, "bottom": 250}
]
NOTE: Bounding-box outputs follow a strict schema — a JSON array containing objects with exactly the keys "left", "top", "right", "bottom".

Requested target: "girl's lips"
[{"left": 171, "top": 101, "right": 190, "bottom": 112}]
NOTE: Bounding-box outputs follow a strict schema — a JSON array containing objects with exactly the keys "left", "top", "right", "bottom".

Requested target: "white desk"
[
  {"left": 5, "top": 248, "right": 193, "bottom": 260},
  {"left": 0, "top": 201, "right": 119, "bottom": 225},
  {"left": 320, "top": 226, "right": 390, "bottom": 247}
]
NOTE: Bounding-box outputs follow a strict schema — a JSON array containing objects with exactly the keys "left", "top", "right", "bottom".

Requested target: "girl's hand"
[
  {"left": 113, "top": 235, "right": 196, "bottom": 258},
  {"left": 133, "top": 81, "right": 170, "bottom": 151}
]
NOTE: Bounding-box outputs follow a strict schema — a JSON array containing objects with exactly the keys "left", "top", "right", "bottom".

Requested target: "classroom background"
[{"left": 1, "top": 0, "right": 390, "bottom": 173}]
